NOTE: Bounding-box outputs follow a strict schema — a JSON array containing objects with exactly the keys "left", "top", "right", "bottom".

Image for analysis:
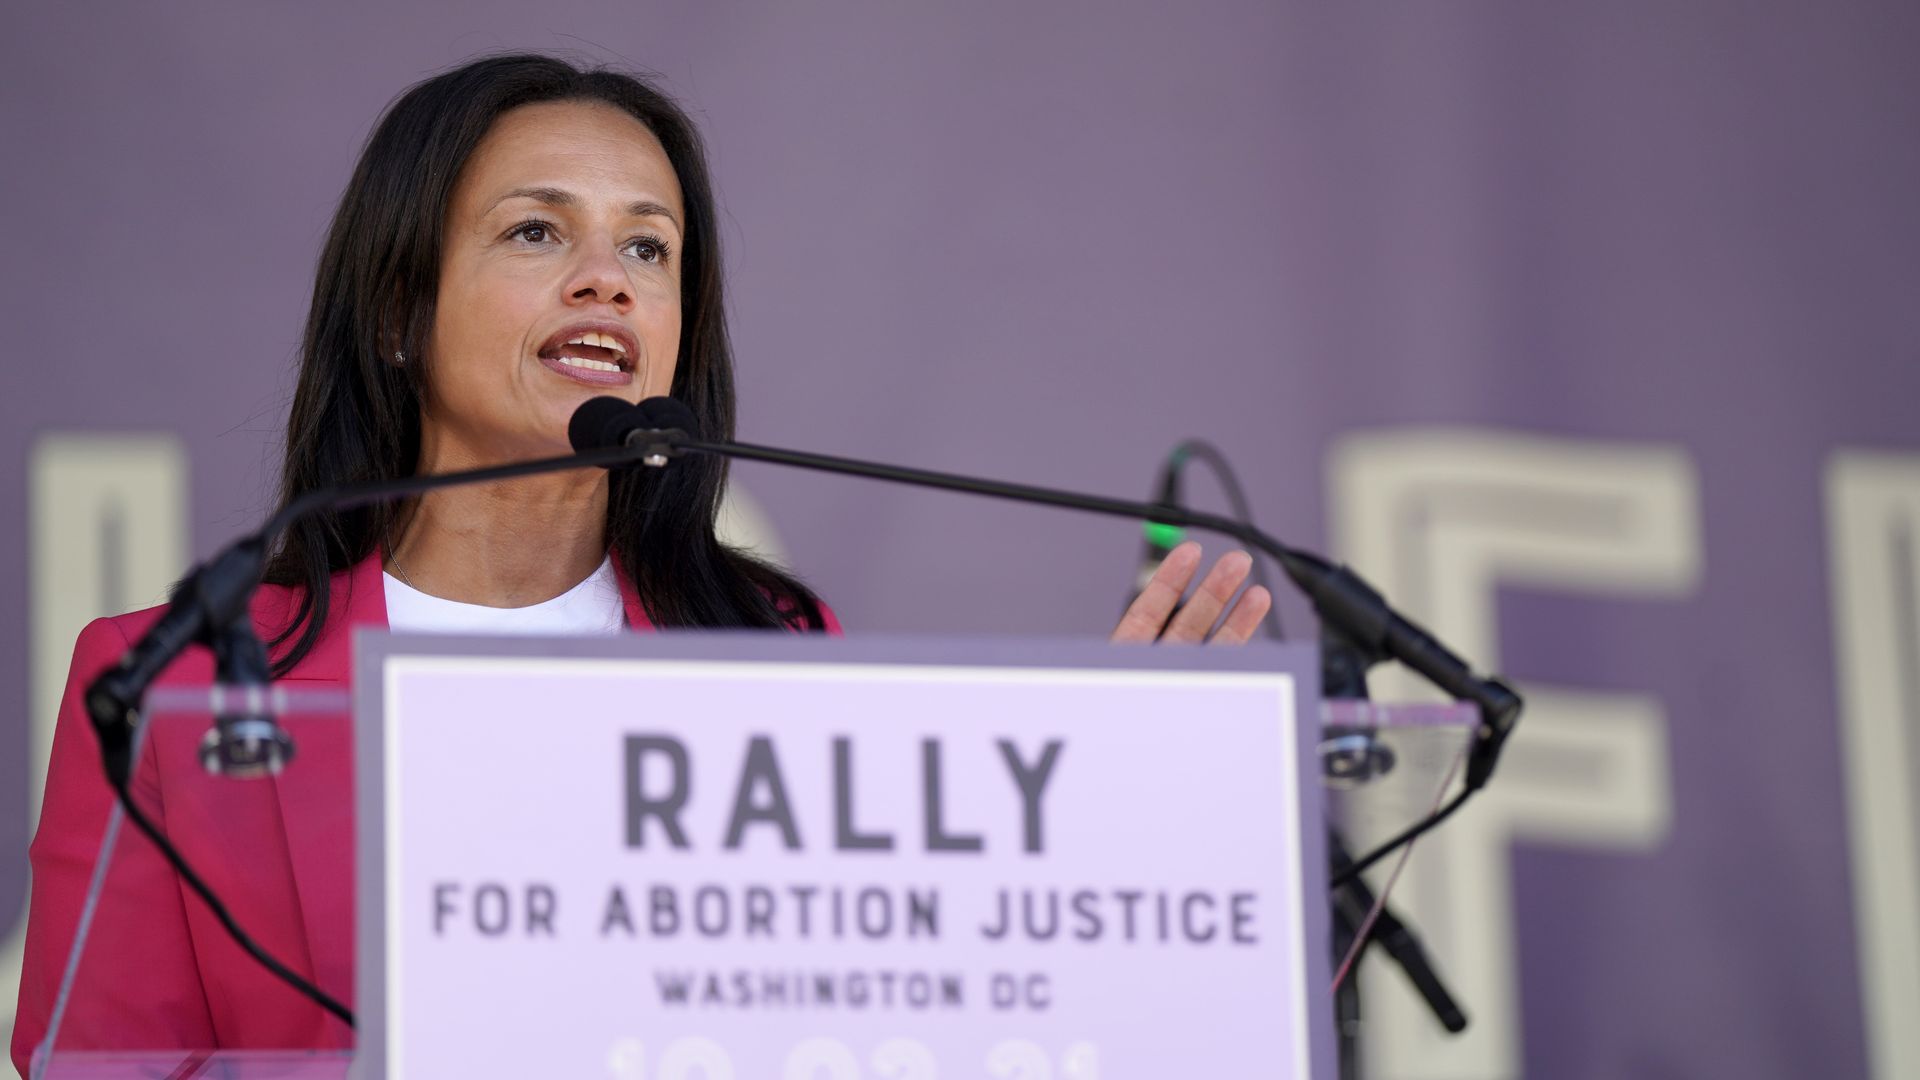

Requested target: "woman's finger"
[
  {"left": 1208, "top": 584, "right": 1272, "bottom": 645},
  {"left": 1110, "top": 541, "right": 1203, "bottom": 643},
  {"left": 1161, "top": 550, "right": 1254, "bottom": 643}
]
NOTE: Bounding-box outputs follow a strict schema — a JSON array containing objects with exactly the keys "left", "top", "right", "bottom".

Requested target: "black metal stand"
[{"left": 1322, "top": 626, "right": 1468, "bottom": 1072}]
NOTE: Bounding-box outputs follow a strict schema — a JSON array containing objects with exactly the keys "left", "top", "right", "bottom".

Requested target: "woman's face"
[{"left": 424, "top": 99, "right": 685, "bottom": 463}]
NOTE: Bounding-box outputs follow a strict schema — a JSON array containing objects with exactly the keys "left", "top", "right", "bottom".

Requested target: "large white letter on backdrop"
[
  {"left": 1329, "top": 430, "right": 1699, "bottom": 1080},
  {"left": 2, "top": 436, "right": 188, "bottom": 1055},
  {"left": 1826, "top": 451, "right": 1920, "bottom": 1080}
]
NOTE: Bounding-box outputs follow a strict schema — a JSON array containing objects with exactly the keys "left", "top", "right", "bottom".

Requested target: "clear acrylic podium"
[{"left": 28, "top": 663, "right": 1475, "bottom": 1078}]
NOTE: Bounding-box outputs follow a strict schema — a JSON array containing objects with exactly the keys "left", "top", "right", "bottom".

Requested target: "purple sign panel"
[{"left": 354, "top": 633, "right": 1330, "bottom": 1078}]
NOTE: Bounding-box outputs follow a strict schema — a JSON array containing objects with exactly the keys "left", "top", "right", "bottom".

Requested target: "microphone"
[
  {"left": 568, "top": 395, "right": 700, "bottom": 460},
  {"left": 87, "top": 418, "right": 667, "bottom": 780},
  {"left": 86, "top": 539, "right": 275, "bottom": 787},
  {"left": 77, "top": 412, "right": 675, "bottom": 1033}
]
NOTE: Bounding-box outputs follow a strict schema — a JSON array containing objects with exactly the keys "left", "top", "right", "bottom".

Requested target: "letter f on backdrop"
[{"left": 1329, "top": 430, "right": 1699, "bottom": 1080}]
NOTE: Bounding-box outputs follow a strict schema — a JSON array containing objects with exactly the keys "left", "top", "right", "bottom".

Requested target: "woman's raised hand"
[{"left": 1110, "top": 540, "right": 1272, "bottom": 645}]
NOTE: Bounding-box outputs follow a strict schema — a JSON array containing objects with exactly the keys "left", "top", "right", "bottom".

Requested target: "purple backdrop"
[{"left": 4, "top": 3, "right": 1917, "bottom": 1078}]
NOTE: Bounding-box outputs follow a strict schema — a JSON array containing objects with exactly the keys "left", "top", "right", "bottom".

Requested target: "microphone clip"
[
  {"left": 624, "top": 425, "right": 686, "bottom": 468},
  {"left": 201, "top": 616, "right": 295, "bottom": 779}
]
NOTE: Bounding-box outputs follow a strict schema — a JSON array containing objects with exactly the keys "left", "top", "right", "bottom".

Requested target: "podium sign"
[{"left": 354, "top": 634, "right": 1332, "bottom": 1078}]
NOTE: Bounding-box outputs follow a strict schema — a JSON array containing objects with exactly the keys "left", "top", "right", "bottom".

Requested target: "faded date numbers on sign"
[{"left": 606, "top": 1036, "right": 1100, "bottom": 1078}]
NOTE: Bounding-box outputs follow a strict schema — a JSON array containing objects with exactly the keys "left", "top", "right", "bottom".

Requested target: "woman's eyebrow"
[
  {"left": 486, "top": 186, "right": 681, "bottom": 229},
  {"left": 625, "top": 200, "right": 681, "bottom": 230},
  {"left": 488, "top": 185, "right": 576, "bottom": 213}
]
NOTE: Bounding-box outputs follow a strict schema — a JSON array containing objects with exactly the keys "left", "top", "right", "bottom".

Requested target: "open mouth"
[{"left": 538, "top": 329, "right": 633, "bottom": 374}]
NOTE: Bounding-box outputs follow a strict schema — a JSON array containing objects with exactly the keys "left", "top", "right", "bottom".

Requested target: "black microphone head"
[
  {"left": 569, "top": 396, "right": 637, "bottom": 453},
  {"left": 634, "top": 396, "right": 700, "bottom": 440}
]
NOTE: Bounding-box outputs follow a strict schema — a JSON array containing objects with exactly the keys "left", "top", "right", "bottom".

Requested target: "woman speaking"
[{"left": 12, "top": 54, "right": 1269, "bottom": 1068}]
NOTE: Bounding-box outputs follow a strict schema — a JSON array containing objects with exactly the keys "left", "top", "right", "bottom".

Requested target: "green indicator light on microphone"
[{"left": 1142, "top": 521, "right": 1186, "bottom": 548}]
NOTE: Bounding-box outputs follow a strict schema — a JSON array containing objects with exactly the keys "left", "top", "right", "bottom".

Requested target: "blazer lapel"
[
  {"left": 266, "top": 555, "right": 387, "bottom": 1020},
  {"left": 610, "top": 551, "right": 654, "bottom": 631}
]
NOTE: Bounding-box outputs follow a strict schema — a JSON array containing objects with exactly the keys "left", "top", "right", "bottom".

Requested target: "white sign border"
[{"left": 352, "top": 633, "right": 1331, "bottom": 1079}]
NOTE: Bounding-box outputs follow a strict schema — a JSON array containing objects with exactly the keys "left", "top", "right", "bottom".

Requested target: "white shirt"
[{"left": 382, "top": 556, "right": 625, "bottom": 636}]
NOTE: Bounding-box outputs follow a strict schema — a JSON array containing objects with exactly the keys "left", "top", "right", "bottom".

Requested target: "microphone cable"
[
  {"left": 109, "top": 771, "right": 354, "bottom": 1027},
  {"left": 1138, "top": 438, "right": 1286, "bottom": 640},
  {"left": 38, "top": 720, "right": 352, "bottom": 1074}
]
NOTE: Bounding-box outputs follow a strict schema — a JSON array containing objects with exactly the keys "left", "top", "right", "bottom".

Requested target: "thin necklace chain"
[{"left": 384, "top": 539, "right": 417, "bottom": 590}]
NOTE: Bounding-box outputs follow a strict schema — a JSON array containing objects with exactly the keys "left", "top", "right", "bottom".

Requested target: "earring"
[{"left": 393, "top": 349, "right": 407, "bottom": 365}]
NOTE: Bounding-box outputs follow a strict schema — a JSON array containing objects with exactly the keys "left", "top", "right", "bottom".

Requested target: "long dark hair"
[{"left": 263, "top": 53, "right": 823, "bottom": 671}]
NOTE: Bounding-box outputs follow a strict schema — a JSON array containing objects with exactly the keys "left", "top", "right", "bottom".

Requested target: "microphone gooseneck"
[
  {"left": 576, "top": 397, "right": 1521, "bottom": 887},
  {"left": 577, "top": 396, "right": 1520, "bottom": 799},
  {"left": 79, "top": 409, "right": 673, "bottom": 1033},
  {"left": 88, "top": 433, "right": 652, "bottom": 746},
  {"left": 86, "top": 539, "right": 271, "bottom": 787}
]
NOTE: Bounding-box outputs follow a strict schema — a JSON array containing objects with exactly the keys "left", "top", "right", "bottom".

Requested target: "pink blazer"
[{"left": 12, "top": 554, "right": 837, "bottom": 1073}]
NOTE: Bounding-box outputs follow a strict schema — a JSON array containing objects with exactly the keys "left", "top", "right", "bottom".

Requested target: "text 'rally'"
[{"left": 622, "top": 734, "right": 1064, "bottom": 855}]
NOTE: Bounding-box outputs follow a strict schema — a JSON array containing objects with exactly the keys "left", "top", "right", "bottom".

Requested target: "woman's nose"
[{"left": 563, "top": 244, "right": 633, "bottom": 309}]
